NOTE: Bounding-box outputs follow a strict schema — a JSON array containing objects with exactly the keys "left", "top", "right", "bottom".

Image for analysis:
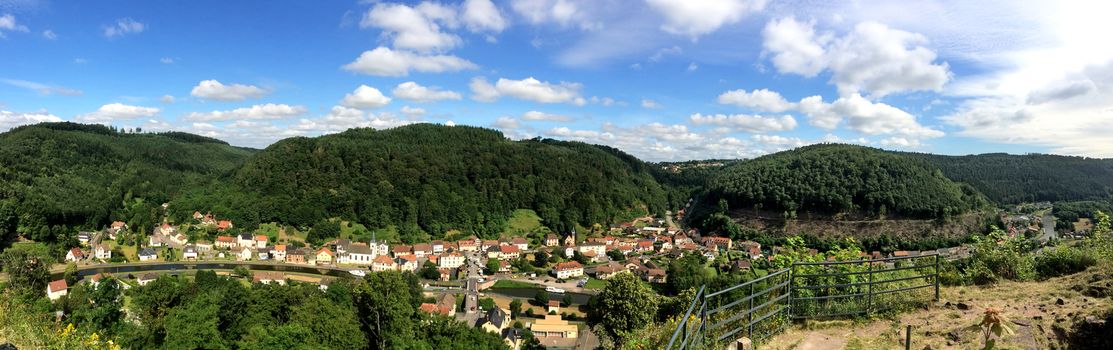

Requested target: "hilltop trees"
[{"left": 589, "top": 273, "right": 660, "bottom": 341}]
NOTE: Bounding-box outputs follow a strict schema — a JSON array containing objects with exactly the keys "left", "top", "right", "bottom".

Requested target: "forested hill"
[
  {"left": 909, "top": 152, "right": 1113, "bottom": 204},
  {"left": 0, "top": 122, "right": 256, "bottom": 246},
  {"left": 695, "top": 144, "right": 989, "bottom": 222},
  {"left": 174, "top": 124, "right": 669, "bottom": 242}
]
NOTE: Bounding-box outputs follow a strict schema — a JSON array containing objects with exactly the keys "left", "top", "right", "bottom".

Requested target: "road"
[
  {"left": 1037, "top": 213, "right": 1057, "bottom": 243},
  {"left": 665, "top": 210, "right": 678, "bottom": 229}
]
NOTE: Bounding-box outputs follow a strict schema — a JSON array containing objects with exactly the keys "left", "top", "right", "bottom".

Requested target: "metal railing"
[{"left": 666, "top": 254, "right": 939, "bottom": 349}]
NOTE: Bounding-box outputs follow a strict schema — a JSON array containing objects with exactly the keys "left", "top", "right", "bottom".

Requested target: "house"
[
  {"left": 77, "top": 232, "right": 93, "bottom": 246},
  {"left": 478, "top": 307, "right": 511, "bottom": 334},
  {"left": 892, "top": 251, "right": 910, "bottom": 258},
  {"left": 237, "top": 233, "right": 254, "bottom": 248},
  {"left": 641, "top": 268, "right": 667, "bottom": 283},
  {"left": 578, "top": 242, "right": 606, "bottom": 256},
  {"left": 286, "top": 248, "right": 308, "bottom": 265},
  {"left": 438, "top": 253, "right": 465, "bottom": 269},
  {"left": 547, "top": 299, "right": 569, "bottom": 315},
  {"left": 396, "top": 254, "right": 418, "bottom": 272},
  {"left": 253, "top": 271, "right": 286, "bottom": 285},
  {"left": 636, "top": 240, "right": 654, "bottom": 253},
  {"left": 147, "top": 235, "right": 163, "bottom": 248},
  {"left": 94, "top": 244, "right": 112, "bottom": 260},
  {"left": 413, "top": 244, "right": 432, "bottom": 258},
  {"left": 563, "top": 234, "right": 575, "bottom": 246},
  {"left": 511, "top": 237, "right": 529, "bottom": 251},
  {"left": 372, "top": 255, "right": 397, "bottom": 272},
  {"left": 592, "top": 262, "right": 628, "bottom": 279},
  {"left": 183, "top": 245, "right": 199, "bottom": 260},
  {"left": 271, "top": 245, "right": 287, "bottom": 262},
  {"left": 431, "top": 240, "right": 446, "bottom": 254},
  {"left": 437, "top": 268, "right": 453, "bottom": 281},
  {"left": 47, "top": 279, "right": 68, "bottom": 301},
  {"left": 482, "top": 240, "right": 500, "bottom": 251},
  {"left": 553, "top": 261, "right": 584, "bottom": 279},
  {"left": 65, "top": 248, "right": 84, "bottom": 262},
  {"left": 194, "top": 241, "right": 213, "bottom": 252},
  {"left": 316, "top": 248, "right": 334, "bottom": 265},
  {"left": 257, "top": 250, "right": 269, "bottom": 260},
  {"left": 732, "top": 260, "right": 752, "bottom": 272},
  {"left": 137, "top": 273, "right": 158, "bottom": 286},
  {"left": 457, "top": 240, "right": 478, "bottom": 252},
  {"left": 217, "top": 220, "right": 233, "bottom": 231},
  {"left": 138, "top": 248, "right": 158, "bottom": 262},
  {"left": 531, "top": 314, "right": 578, "bottom": 346},
  {"left": 254, "top": 235, "right": 268, "bottom": 249},
  {"left": 110, "top": 221, "right": 128, "bottom": 233},
  {"left": 369, "top": 241, "right": 390, "bottom": 256},
  {"left": 392, "top": 245, "right": 412, "bottom": 258},
  {"left": 237, "top": 247, "right": 253, "bottom": 261},
  {"left": 419, "top": 293, "right": 456, "bottom": 315},
  {"left": 201, "top": 212, "right": 216, "bottom": 225},
  {"left": 88, "top": 273, "right": 107, "bottom": 288},
  {"left": 499, "top": 245, "right": 521, "bottom": 260},
  {"left": 499, "top": 260, "right": 512, "bottom": 273},
  {"left": 215, "top": 235, "right": 236, "bottom": 249},
  {"left": 702, "top": 236, "right": 732, "bottom": 250},
  {"left": 545, "top": 234, "right": 559, "bottom": 247},
  {"left": 486, "top": 245, "right": 502, "bottom": 260},
  {"left": 193, "top": 211, "right": 204, "bottom": 220},
  {"left": 158, "top": 223, "right": 176, "bottom": 236}
]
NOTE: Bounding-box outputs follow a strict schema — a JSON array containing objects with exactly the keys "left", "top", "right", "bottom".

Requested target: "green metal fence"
[{"left": 667, "top": 254, "right": 939, "bottom": 349}]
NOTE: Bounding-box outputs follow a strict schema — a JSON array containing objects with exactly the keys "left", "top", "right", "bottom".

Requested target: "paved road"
[
  {"left": 665, "top": 210, "right": 678, "bottom": 229},
  {"left": 1037, "top": 213, "right": 1057, "bottom": 243}
]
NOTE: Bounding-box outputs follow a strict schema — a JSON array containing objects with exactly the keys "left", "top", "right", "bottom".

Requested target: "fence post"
[
  {"left": 787, "top": 264, "right": 794, "bottom": 319},
  {"left": 905, "top": 324, "right": 912, "bottom": 350},
  {"left": 701, "top": 291, "right": 708, "bottom": 343},
  {"left": 748, "top": 281, "right": 755, "bottom": 338},
  {"left": 866, "top": 260, "right": 874, "bottom": 316},
  {"left": 934, "top": 254, "right": 940, "bottom": 301}
]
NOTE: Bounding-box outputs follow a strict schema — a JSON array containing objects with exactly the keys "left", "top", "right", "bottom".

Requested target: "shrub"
[{"left": 1035, "top": 246, "right": 1097, "bottom": 279}]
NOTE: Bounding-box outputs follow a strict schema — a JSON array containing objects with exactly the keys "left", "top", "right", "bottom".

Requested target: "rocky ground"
[{"left": 762, "top": 262, "right": 1113, "bottom": 350}]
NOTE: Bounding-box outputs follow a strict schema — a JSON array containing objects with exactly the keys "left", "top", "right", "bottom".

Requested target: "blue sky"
[{"left": 2, "top": 0, "right": 1111, "bottom": 161}]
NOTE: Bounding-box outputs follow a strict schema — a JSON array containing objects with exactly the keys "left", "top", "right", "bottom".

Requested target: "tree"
[
  {"left": 666, "top": 254, "right": 712, "bottom": 295},
  {"left": 520, "top": 329, "right": 545, "bottom": 350},
  {"left": 533, "top": 290, "right": 549, "bottom": 306},
  {"left": 0, "top": 248, "right": 50, "bottom": 295},
  {"left": 308, "top": 219, "right": 341, "bottom": 246},
  {"left": 75, "top": 277, "right": 123, "bottom": 336},
  {"left": 353, "top": 271, "right": 419, "bottom": 350},
  {"left": 509, "top": 299, "right": 523, "bottom": 318},
  {"left": 532, "top": 250, "right": 549, "bottom": 267},
  {"left": 288, "top": 295, "right": 368, "bottom": 349},
  {"left": 486, "top": 259, "right": 500, "bottom": 274},
  {"left": 164, "top": 293, "right": 226, "bottom": 350},
  {"left": 561, "top": 293, "right": 573, "bottom": 307},
  {"left": 420, "top": 260, "right": 440, "bottom": 280},
  {"left": 607, "top": 249, "right": 625, "bottom": 262},
  {"left": 588, "top": 273, "right": 659, "bottom": 340}
]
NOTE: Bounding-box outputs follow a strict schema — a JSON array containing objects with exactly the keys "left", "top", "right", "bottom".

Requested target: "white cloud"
[
  {"left": 646, "top": 0, "right": 766, "bottom": 39},
  {"left": 391, "top": 81, "right": 462, "bottom": 102},
  {"left": 103, "top": 18, "right": 145, "bottom": 38},
  {"left": 343, "top": 47, "right": 477, "bottom": 77},
  {"left": 469, "top": 77, "right": 586, "bottom": 105},
  {"left": 0, "top": 14, "right": 29, "bottom": 38},
  {"left": 73, "top": 58, "right": 87, "bottom": 64},
  {"left": 687, "top": 62, "right": 698, "bottom": 71},
  {"left": 752, "top": 134, "right": 806, "bottom": 148},
  {"left": 688, "top": 113, "right": 798, "bottom": 133},
  {"left": 462, "top": 0, "right": 507, "bottom": 33},
  {"left": 400, "top": 105, "right": 426, "bottom": 117},
  {"left": 1, "top": 110, "right": 61, "bottom": 130},
  {"left": 160, "top": 57, "right": 175, "bottom": 64},
  {"left": 717, "top": 88, "right": 794, "bottom": 112},
  {"left": 160, "top": 95, "right": 175, "bottom": 104},
  {"left": 361, "top": 2, "right": 460, "bottom": 52},
  {"left": 1, "top": 78, "right": 83, "bottom": 96},
  {"left": 183, "top": 103, "right": 307, "bottom": 122},
  {"left": 492, "top": 116, "right": 522, "bottom": 129},
  {"left": 878, "top": 137, "right": 923, "bottom": 148},
  {"left": 762, "top": 17, "right": 950, "bottom": 98},
  {"left": 511, "top": 0, "right": 596, "bottom": 30},
  {"left": 189, "top": 80, "right": 268, "bottom": 101},
  {"left": 521, "top": 110, "right": 571, "bottom": 122},
  {"left": 75, "top": 103, "right": 160, "bottom": 123},
  {"left": 589, "top": 96, "right": 616, "bottom": 106},
  {"left": 41, "top": 30, "right": 56, "bottom": 40},
  {"left": 294, "top": 106, "right": 420, "bottom": 134},
  {"left": 641, "top": 99, "right": 662, "bottom": 109},
  {"left": 340, "top": 85, "right": 392, "bottom": 109},
  {"left": 648, "top": 46, "right": 682, "bottom": 62},
  {"left": 799, "top": 94, "right": 944, "bottom": 139}
]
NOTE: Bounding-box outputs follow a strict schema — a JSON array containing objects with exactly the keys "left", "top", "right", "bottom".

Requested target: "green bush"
[{"left": 1035, "top": 246, "right": 1097, "bottom": 279}]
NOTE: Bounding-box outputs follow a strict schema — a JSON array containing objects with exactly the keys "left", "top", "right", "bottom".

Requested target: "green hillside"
[
  {"left": 697, "top": 144, "right": 988, "bottom": 222},
  {"left": 171, "top": 124, "right": 669, "bottom": 242},
  {"left": 0, "top": 122, "right": 255, "bottom": 247},
  {"left": 910, "top": 152, "right": 1113, "bottom": 204}
]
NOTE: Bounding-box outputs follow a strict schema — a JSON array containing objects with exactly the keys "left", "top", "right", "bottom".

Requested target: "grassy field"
[
  {"left": 491, "top": 279, "right": 542, "bottom": 289},
  {"left": 582, "top": 278, "right": 608, "bottom": 290},
  {"left": 501, "top": 209, "right": 543, "bottom": 237}
]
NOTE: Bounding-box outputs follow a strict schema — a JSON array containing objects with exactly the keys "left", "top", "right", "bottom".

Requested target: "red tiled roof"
[
  {"left": 48, "top": 279, "right": 68, "bottom": 292},
  {"left": 216, "top": 235, "right": 235, "bottom": 242},
  {"left": 554, "top": 261, "right": 583, "bottom": 271},
  {"left": 500, "top": 245, "right": 520, "bottom": 253},
  {"left": 255, "top": 235, "right": 268, "bottom": 241},
  {"left": 373, "top": 255, "right": 395, "bottom": 265}
]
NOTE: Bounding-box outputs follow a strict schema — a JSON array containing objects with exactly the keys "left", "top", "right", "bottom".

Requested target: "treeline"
[
  {"left": 171, "top": 125, "right": 670, "bottom": 242},
  {"left": 650, "top": 159, "right": 738, "bottom": 211},
  {"left": 695, "top": 144, "right": 988, "bottom": 224},
  {"left": 910, "top": 152, "right": 1113, "bottom": 204},
  {"left": 1054, "top": 200, "right": 1113, "bottom": 230},
  {"left": 0, "top": 123, "right": 255, "bottom": 252}
]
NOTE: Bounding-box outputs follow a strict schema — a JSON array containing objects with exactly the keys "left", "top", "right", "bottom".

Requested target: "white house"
[
  {"left": 65, "top": 248, "right": 84, "bottom": 262},
  {"left": 396, "top": 254, "right": 418, "bottom": 272},
  {"left": 578, "top": 243, "right": 606, "bottom": 256},
  {"left": 47, "top": 279, "right": 68, "bottom": 301},
  {"left": 345, "top": 244, "right": 376, "bottom": 266},
  {"left": 237, "top": 233, "right": 254, "bottom": 248},
  {"left": 137, "top": 273, "right": 158, "bottom": 286},
  {"left": 183, "top": 245, "right": 199, "bottom": 260},
  {"left": 271, "top": 245, "right": 287, "bottom": 262},
  {"left": 137, "top": 248, "right": 158, "bottom": 262},
  {"left": 215, "top": 236, "right": 236, "bottom": 249},
  {"left": 94, "top": 244, "right": 112, "bottom": 260},
  {"left": 237, "top": 247, "right": 253, "bottom": 261},
  {"left": 438, "top": 253, "right": 465, "bottom": 269},
  {"left": 372, "top": 255, "right": 397, "bottom": 272},
  {"left": 553, "top": 261, "right": 584, "bottom": 279}
]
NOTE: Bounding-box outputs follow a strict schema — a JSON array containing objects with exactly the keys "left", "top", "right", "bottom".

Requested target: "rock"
[
  {"left": 1056, "top": 298, "right": 1065, "bottom": 305},
  {"left": 956, "top": 302, "right": 970, "bottom": 310},
  {"left": 947, "top": 330, "right": 962, "bottom": 342},
  {"left": 1088, "top": 274, "right": 1108, "bottom": 283},
  {"left": 1034, "top": 315, "right": 1043, "bottom": 320},
  {"left": 0, "top": 343, "right": 16, "bottom": 350},
  {"left": 1012, "top": 319, "right": 1030, "bottom": 327},
  {"left": 944, "top": 301, "right": 952, "bottom": 308},
  {"left": 922, "top": 345, "right": 934, "bottom": 350}
]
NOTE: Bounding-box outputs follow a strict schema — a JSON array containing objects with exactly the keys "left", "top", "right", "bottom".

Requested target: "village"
[{"left": 42, "top": 205, "right": 1003, "bottom": 349}]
